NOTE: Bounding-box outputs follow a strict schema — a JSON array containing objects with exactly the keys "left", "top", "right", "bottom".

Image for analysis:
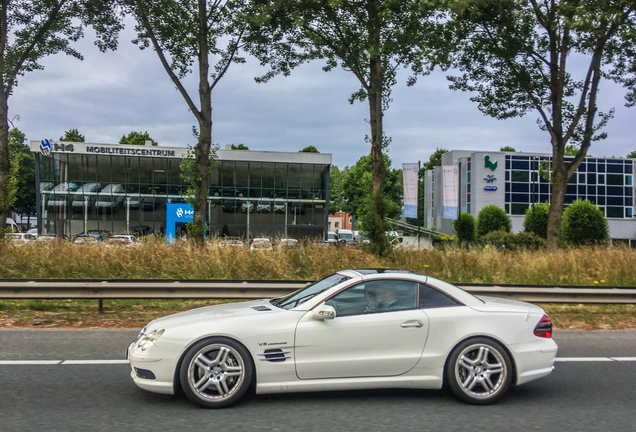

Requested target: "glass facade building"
[
  {"left": 30, "top": 141, "right": 331, "bottom": 240},
  {"left": 425, "top": 150, "right": 636, "bottom": 241}
]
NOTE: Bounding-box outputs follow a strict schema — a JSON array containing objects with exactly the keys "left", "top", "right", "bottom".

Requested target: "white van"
[
  {"left": 337, "top": 229, "right": 356, "bottom": 244},
  {"left": 5, "top": 217, "right": 19, "bottom": 233}
]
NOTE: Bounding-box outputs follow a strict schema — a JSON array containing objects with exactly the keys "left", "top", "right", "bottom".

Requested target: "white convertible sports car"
[{"left": 128, "top": 269, "right": 557, "bottom": 408}]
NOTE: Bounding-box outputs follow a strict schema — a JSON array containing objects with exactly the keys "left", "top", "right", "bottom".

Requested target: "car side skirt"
[{"left": 255, "top": 375, "right": 443, "bottom": 394}]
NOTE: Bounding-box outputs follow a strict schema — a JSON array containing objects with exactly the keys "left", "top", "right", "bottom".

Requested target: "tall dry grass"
[{"left": 0, "top": 240, "right": 634, "bottom": 286}]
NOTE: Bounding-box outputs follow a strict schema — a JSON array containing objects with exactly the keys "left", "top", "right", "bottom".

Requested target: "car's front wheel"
[
  {"left": 180, "top": 337, "right": 253, "bottom": 408},
  {"left": 447, "top": 337, "right": 512, "bottom": 405}
]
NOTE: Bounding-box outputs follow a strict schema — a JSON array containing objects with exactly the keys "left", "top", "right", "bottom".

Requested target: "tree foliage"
[
  {"left": 119, "top": 131, "right": 157, "bottom": 146},
  {"left": 627, "top": 151, "right": 636, "bottom": 159},
  {"left": 523, "top": 203, "right": 550, "bottom": 239},
  {"left": 299, "top": 145, "right": 319, "bottom": 153},
  {"left": 126, "top": 0, "right": 246, "bottom": 241},
  {"left": 500, "top": 146, "right": 516, "bottom": 152},
  {"left": 0, "top": 1, "right": 122, "bottom": 233},
  {"left": 230, "top": 143, "right": 249, "bottom": 150},
  {"left": 453, "top": 212, "right": 476, "bottom": 242},
  {"left": 562, "top": 199, "right": 610, "bottom": 246},
  {"left": 59, "top": 129, "right": 85, "bottom": 142},
  {"left": 249, "top": 0, "right": 445, "bottom": 255},
  {"left": 446, "top": 0, "right": 636, "bottom": 249},
  {"left": 341, "top": 153, "right": 402, "bottom": 220},
  {"left": 329, "top": 165, "right": 345, "bottom": 213},
  {"left": 477, "top": 204, "right": 512, "bottom": 237},
  {"left": 8, "top": 129, "right": 35, "bottom": 217}
]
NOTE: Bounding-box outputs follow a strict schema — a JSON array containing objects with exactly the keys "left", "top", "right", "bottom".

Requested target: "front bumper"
[{"left": 127, "top": 342, "right": 178, "bottom": 395}]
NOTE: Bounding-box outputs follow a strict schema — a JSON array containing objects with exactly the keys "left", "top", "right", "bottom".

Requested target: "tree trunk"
[
  {"left": 366, "top": 0, "right": 387, "bottom": 253},
  {"left": 192, "top": 0, "right": 212, "bottom": 242},
  {"left": 0, "top": 95, "right": 9, "bottom": 235},
  {"left": 546, "top": 154, "right": 567, "bottom": 250}
]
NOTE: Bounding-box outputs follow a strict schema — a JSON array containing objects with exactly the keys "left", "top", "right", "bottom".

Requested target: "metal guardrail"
[{"left": 0, "top": 280, "right": 635, "bottom": 304}]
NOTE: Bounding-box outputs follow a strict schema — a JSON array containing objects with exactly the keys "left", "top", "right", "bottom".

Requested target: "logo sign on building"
[
  {"left": 40, "top": 139, "right": 52, "bottom": 156},
  {"left": 166, "top": 203, "right": 196, "bottom": 244},
  {"left": 402, "top": 163, "right": 419, "bottom": 219},
  {"left": 442, "top": 165, "right": 459, "bottom": 219},
  {"left": 485, "top": 155, "right": 498, "bottom": 171}
]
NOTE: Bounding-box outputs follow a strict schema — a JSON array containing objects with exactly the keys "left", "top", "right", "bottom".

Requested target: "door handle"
[{"left": 401, "top": 321, "right": 424, "bottom": 328}]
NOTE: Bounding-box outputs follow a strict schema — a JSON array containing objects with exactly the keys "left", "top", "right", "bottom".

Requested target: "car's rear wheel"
[
  {"left": 180, "top": 337, "right": 253, "bottom": 408},
  {"left": 447, "top": 337, "right": 512, "bottom": 405}
]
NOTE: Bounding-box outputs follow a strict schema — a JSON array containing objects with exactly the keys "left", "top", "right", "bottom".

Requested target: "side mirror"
[{"left": 313, "top": 304, "right": 336, "bottom": 320}]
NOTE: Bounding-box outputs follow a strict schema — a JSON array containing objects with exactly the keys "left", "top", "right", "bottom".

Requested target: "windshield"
[
  {"left": 272, "top": 273, "right": 351, "bottom": 310},
  {"left": 339, "top": 233, "right": 353, "bottom": 240}
]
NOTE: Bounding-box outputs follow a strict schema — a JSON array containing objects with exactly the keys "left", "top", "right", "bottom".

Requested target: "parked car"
[
  {"left": 273, "top": 198, "right": 286, "bottom": 213},
  {"left": 71, "top": 183, "right": 102, "bottom": 212},
  {"left": 9, "top": 233, "right": 37, "bottom": 245},
  {"left": 132, "top": 225, "right": 153, "bottom": 237},
  {"left": 95, "top": 184, "right": 125, "bottom": 212},
  {"left": 105, "top": 235, "right": 141, "bottom": 247},
  {"left": 279, "top": 238, "right": 299, "bottom": 250},
  {"left": 26, "top": 228, "right": 38, "bottom": 237},
  {"left": 126, "top": 193, "right": 143, "bottom": 209},
  {"left": 46, "top": 182, "right": 80, "bottom": 208},
  {"left": 219, "top": 237, "right": 244, "bottom": 248},
  {"left": 250, "top": 237, "right": 272, "bottom": 251},
  {"left": 37, "top": 234, "right": 66, "bottom": 242},
  {"left": 73, "top": 234, "right": 104, "bottom": 244},
  {"left": 256, "top": 198, "right": 271, "bottom": 212},
  {"left": 142, "top": 187, "right": 162, "bottom": 211},
  {"left": 240, "top": 200, "right": 254, "bottom": 213},
  {"left": 128, "top": 269, "right": 557, "bottom": 408},
  {"left": 221, "top": 190, "right": 243, "bottom": 213}
]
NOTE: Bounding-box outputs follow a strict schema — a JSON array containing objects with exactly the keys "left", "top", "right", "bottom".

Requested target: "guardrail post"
[{"left": 98, "top": 299, "right": 104, "bottom": 314}]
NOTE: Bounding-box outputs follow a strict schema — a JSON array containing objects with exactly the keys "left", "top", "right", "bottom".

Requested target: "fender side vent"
[{"left": 258, "top": 349, "right": 290, "bottom": 363}]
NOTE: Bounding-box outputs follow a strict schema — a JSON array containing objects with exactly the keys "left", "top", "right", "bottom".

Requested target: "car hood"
[
  {"left": 146, "top": 299, "right": 278, "bottom": 330},
  {"left": 471, "top": 296, "right": 544, "bottom": 314}
]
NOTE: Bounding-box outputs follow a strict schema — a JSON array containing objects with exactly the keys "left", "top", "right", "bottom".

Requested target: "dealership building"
[
  {"left": 425, "top": 150, "right": 636, "bottom": 242},
  {"left": 30, "top": 140, "right": 331, "bottom": 241}
]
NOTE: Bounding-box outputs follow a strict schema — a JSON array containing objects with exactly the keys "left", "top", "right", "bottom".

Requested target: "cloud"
[{"left": 8, "top": 20, "right": 636, "bottom": 169}]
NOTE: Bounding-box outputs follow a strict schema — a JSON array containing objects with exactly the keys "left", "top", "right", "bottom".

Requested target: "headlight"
[{"left": 136, "top": 329, "right": 165, "bottom": 351}]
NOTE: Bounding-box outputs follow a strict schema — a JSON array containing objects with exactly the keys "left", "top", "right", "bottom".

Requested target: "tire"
[
  {"left": 180, "top": 337, "right": 254, "bottom": 408},
  {"left": 446, "top": 337, "right": 512, "bottom": 405}
]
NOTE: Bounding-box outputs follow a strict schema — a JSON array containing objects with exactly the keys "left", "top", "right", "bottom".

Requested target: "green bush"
[
  {"left": 523, "top": 203, "right": 550, "bottom": 239},
  {"left": 453, "top": 212, "right": 476, "bottom": 242},
  {"left": 477, "top": 205, "right": 512, "bottom": 237},
  {"left": 562, "top": 199, "right": 610, "bottom": 246},
  {"left": 481, "top": 230, "right": 546, "bottom": 251}
]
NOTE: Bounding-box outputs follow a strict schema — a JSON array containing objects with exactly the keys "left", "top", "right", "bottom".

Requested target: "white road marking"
[
  {"left": 556, "top": 357, "right": 614, "bottom": 362},
  {"left": 61, "top": 360, "right": 130, "bottom": 365},
  {"left": 0, "top": 360, "right": 61, "bottom": 365}
]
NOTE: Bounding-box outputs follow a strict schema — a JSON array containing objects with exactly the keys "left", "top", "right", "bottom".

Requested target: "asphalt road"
[{"left": 1, "top": 329, "right": 635, "bottom": 432}]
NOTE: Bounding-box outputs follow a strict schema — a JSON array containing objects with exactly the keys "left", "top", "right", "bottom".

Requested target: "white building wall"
[{"left": 425, "top": 149, "right": 636, "bottom": 241}]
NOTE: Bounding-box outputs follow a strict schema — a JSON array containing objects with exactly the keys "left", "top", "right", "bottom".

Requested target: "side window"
[
  {"left": 328, "top": 280, "right": 418, "bottom": 315},
  {"left": 419, "top": 284, "right": 459, "bottom": 308}
]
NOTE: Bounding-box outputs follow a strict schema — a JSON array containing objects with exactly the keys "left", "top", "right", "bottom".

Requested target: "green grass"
[{"left": 0, "top": 239, "right": 635, "bottom": 329}]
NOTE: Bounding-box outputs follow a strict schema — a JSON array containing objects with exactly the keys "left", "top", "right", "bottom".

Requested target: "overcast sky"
[{"left": 10, "top": 20, "right": 636, "bottom": 169}]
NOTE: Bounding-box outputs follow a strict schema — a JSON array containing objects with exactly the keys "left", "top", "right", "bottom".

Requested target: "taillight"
[{"left": 534, "top": 314, "right": 553, "bottom": 338}]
